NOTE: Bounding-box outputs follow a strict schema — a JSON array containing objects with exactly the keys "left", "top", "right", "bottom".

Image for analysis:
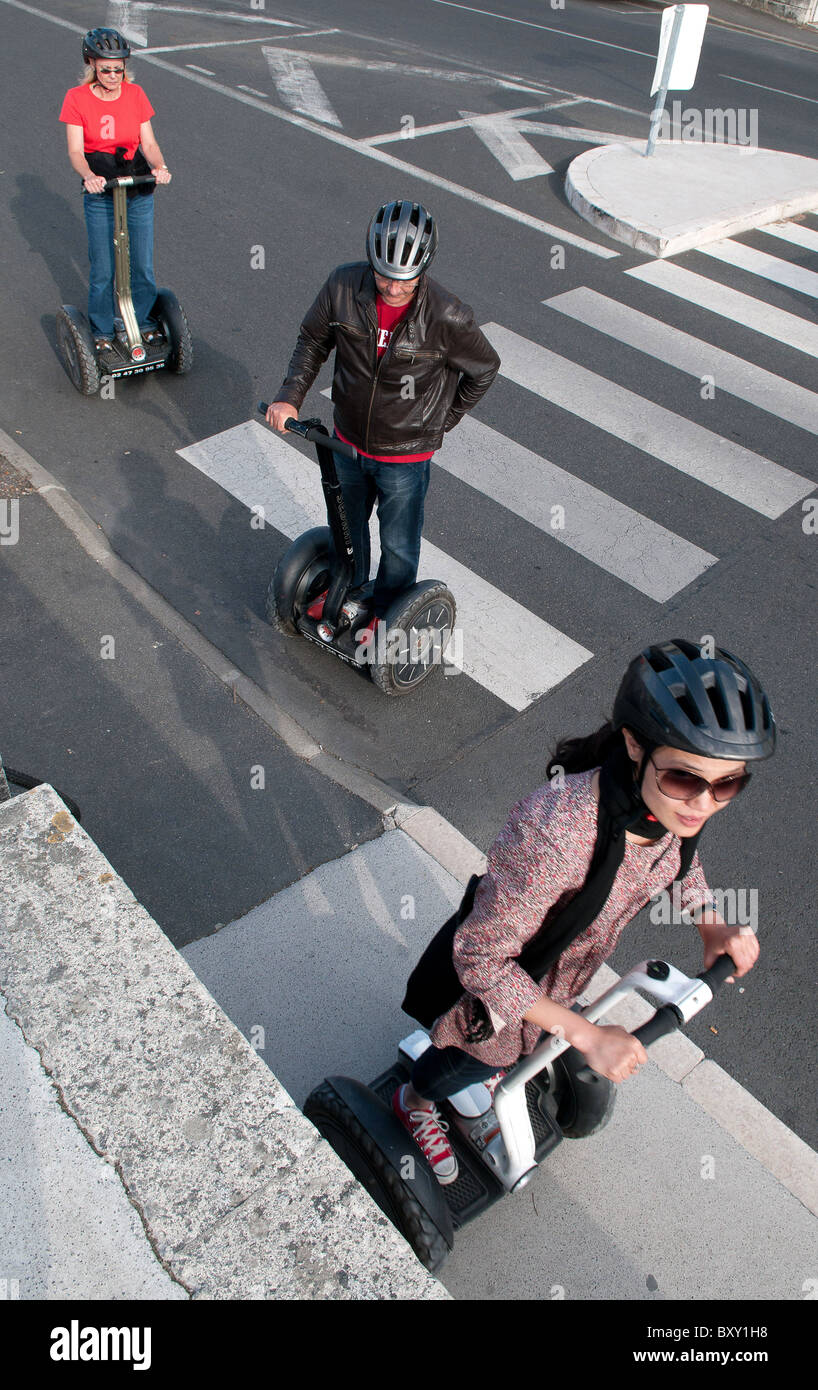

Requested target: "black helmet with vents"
[
  {"left": 366, "top": 201, "right": 438, "bottom": 281},
  {"left": 613, "top": 638, "right": 776, "bottom": 761},
  {"left": 82, "top": 28, "right": 131, "bottom": 63}
]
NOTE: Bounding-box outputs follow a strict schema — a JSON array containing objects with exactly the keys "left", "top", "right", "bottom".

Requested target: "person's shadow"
[{"left": 11, "top": 172, "right": 94, "bottom": 368}]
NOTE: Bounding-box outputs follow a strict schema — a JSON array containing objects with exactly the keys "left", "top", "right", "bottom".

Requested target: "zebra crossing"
[{"left": 178, "top": 218, "right": 817, "bottom": 713}]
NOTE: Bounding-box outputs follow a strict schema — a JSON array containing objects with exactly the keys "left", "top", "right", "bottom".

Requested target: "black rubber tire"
[
  {"left": 369, "top": 580, "right": 456, "bottom": 696},
  {"left": 267, "top": 527, "right": 332, "bottom": 636},
  {"left": 304, "top": 1082, "right": 450, "bottom": 1273},
  {"left": 56, "top": 307, "right": 101, "bottom": 396},
  {"left": 153, "top": 288, "right": 193, "bottom": 374},
  {"left": 553, "top": 1047, "right": 617, "bottom": 1138},
  {"left": 2, "top": 769, "right": 82, "bottom": 824}
]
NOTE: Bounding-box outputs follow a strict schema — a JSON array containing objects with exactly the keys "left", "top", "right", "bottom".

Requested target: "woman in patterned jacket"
[{"left": 395, "top": 638, "right": 776, "bottom": 1185}]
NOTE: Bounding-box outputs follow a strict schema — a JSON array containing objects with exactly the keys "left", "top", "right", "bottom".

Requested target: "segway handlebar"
[
  {"left": 100, "top": 174, "right": 158, "bottom": 191},
  {"left": 257, "top": 404, "right": 358, "bottom": 461},
  {"left": 573, "top": 952, "right": 736, "bottom": 1081}
]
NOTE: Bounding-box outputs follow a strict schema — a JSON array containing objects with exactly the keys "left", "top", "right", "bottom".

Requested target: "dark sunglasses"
[
  {"left": 649, "top": 755, "right": 751, "bottom": 804},
  {"left": 98, "top": 66, "right": 125, "bottom": 74}
]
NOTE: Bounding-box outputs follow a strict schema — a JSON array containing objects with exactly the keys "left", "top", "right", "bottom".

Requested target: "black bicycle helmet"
[
  {"left": 613, "top": 638, "right": 775, "bottom": 761},
  {"left": 366, "top": 201, "right": 438, "bottom": 281},
  {"left": 82, "top": 28, "right": 131, "bottom": 63}
]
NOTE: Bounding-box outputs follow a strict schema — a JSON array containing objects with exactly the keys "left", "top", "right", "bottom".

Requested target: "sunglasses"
[
  {"left": 98, "top": 66, "right": 125, "bottom": 75},
  {"left": 648, "top": 755, "right": 751, "bottom": 804}
]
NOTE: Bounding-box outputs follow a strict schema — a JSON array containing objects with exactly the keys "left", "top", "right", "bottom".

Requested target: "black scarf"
[{"left": 402, "top": 740, "right": 701, "bottom": 1039}]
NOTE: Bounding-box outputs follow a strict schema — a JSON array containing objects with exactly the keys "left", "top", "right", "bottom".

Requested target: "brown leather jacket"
[{"left": 275, "top": 262, "right": 501, "bottom": 457}]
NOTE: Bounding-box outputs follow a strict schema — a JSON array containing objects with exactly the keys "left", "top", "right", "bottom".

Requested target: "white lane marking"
[
  {"left": 719, "top": 75, "right": 818, "bottom": 105},
  {"left": 428, "top": 0, "right": 656, "bottom": 57},
  {"left": 484, "top": 323, "right": 814, "bottom": 519},
  {"left": 760, "top": 221, "right": 818, "bottom": 253},
  {"left": 434, "top": 416, "right": 716, "bottom": 601},
  {"left": 141, "top": 31, "right": 339, "bottom": 54},
  {"left": 262, "top": 49, "right": 342, "bottom": 127},
  {"left": 361, "top": 101, "right": 580, "bottom": 147},
  {"left": 177, "top": 421, "right": 593, "bottom": 711},
  {"left": 626, "top": 261, "right": 818, "bottom": 359},
  {"left": 3, "top": 0, "right": 618, "bottom": 257},
  {"left": 699, "top": 240, "right": 818, "bottom": 301},
  {"left": 187, "top": 65, "right": 215, "bottom": 77},
  {"left": 126, "top": 54, "right": 621, "bottom": 256},
  {"left": 238, "top": 85, "right": 268, "bottom": 99},
  {"left": 255, "top": 51, "right": 543, "bottom": 88},
  {"left": 459, "top": 110, "right": 554, "bottom": 181},
  {"left": 546, "top": 287, "right": 818, "bottom": 437}
]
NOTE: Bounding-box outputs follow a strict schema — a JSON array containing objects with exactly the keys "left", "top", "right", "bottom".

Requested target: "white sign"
[{"left": 650, "top": 4, "right": 709, "bottom": 96}]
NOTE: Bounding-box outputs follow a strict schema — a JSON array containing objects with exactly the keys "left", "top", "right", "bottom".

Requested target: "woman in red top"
[{"left": 59, "top": 28, "right": 171, "bottom": 351}]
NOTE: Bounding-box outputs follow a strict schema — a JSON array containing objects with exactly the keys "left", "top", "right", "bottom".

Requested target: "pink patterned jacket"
[{"left": 429, "top": 770, "right": 711, "bottom": 1067}]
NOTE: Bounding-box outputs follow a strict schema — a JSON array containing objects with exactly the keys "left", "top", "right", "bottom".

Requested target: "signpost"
[{"left": 646, "top": 4, "right": 709, "bottom": 156}]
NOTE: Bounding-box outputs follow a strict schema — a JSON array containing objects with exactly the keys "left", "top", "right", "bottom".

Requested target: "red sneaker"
[
  {"left": 393, "top": 1085, "right": 459, "bottom": 1185},
  {"left": 306, "top": 588, "right": 328, "bottom": 620}
]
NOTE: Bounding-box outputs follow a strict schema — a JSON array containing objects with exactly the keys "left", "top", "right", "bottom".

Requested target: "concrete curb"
[
  {"left": 565, "top": 142, "right": 818, "bottom": 257},
  {"left": 3, "top": 430, "right": 815, "bottom": 1232},
  {"left": 0, "top": 786, "right": 448, "bottom": 1300}
]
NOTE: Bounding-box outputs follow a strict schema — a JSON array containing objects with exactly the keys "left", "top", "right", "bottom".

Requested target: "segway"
[
  {"left": 259, "top": 408, "right": 457, "bottom": 696},
  {"left": 57, "top": 174, "right": 192, "bottom": 396},
  {"left": 303, "top": 953, "right": 736, "bottom": 1272}
]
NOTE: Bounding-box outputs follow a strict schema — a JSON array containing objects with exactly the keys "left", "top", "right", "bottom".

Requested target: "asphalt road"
[{"left": 1, "top": 0, "right": 816, "bottom": 1147}]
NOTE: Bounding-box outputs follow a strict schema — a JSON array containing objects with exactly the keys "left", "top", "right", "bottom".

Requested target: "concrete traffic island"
[
  {"left": 566, "top": 141, "right": 818, "bottom": 256},
  {"left": 0, "top": 786, "right": 448, "bottom": 1301}
]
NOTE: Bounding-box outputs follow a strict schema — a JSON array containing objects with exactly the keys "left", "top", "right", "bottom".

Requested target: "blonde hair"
[{"left": 82, "top": 60, "right": 132, "bottom": 85}]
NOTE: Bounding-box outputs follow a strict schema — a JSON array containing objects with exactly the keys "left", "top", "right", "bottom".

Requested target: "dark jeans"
[
  {"left": 330, "top": 446, "right": 431, "bottom": 618},
  {"left": 412, "top": 1005, "right": 584, "bottom": 1102},
  {"left": 83, "top": 191, "right": 158, "bottom": 337}
]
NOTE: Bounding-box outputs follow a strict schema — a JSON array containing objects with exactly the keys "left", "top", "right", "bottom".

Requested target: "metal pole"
[{"left": 646, "top": 4, "right": 686, "bottom": 157}]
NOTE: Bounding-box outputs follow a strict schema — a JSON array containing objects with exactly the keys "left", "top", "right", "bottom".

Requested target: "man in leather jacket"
[{"left": 266, "top": 200, "right": 500, "bottom": 625}]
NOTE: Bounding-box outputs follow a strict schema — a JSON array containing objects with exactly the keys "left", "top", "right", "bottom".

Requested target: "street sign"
[
  {"left": 651, "top": 4, "right": 709, "bottom": 96},
  {"left": 646, "top": 4, "right": 709, "bottom": 156}
]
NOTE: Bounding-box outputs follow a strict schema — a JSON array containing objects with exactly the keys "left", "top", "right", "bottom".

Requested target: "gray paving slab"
[
  {"left": 0, "top": 786, "right": 447, "bottom": 1301},
  {"left": 0, "top": 1003, "right": 186, "bottom": 1301}
]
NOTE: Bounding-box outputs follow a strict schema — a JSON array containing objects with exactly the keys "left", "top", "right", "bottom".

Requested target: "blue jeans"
[
  {"left": 411, "top": 1045, "right": 500, "bottom": 1103},
  {"left": 83, "top": 192, "right": 158, "bottom": 337},
  {"left": 330, "top": 446, "right": 431, "bottom": 618},
  {"left": 412, "top": 1006, "right": 583, "bottom": 1102}
]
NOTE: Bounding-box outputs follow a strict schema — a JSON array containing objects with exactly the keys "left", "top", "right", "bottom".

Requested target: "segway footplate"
[{"left": 368, "top": 1062, "right": 561, "bottom": 1229}]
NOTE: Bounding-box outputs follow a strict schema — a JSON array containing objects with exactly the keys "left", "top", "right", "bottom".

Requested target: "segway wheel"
[
  {"left": 267, "top": 527, "right": 332, "bottom": 636},
  {"left": 369, "top": 581, "right": 456, "bottom": 697},
  {"left": 552, "top": 1047, "right": 616, "bottom": 1138},
  {"left": 304, "top": 1081, "right": 451, "bottom": 1273},
  {"left": 153, "top": 289, "right": 193, "bottom": 374},
  {"left": 56, "top": 307, "right": 101, "bottom": 396}
]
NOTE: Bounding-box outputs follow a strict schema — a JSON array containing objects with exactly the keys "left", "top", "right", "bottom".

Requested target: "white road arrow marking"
[
  {"left": 262, "top": 49, "right": 342, "bottom": 127},
  {"left": 459, "top": 110, "right": 554, "bottom": 181},
  {"left": 107, "top": 1, "right": 301, "bottom": 47}
]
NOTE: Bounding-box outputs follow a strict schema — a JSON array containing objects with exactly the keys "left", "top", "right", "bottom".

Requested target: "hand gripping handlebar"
[{"left": 257, "top": 403, "right": 358, "bottom": 461}]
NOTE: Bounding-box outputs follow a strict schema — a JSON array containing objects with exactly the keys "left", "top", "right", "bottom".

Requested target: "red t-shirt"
[
  {"left": 336, "top": 296, "right": 435, "bottom": 463},
  {"left": 59, "top": 82, "right": 155, "bottom": 157}
]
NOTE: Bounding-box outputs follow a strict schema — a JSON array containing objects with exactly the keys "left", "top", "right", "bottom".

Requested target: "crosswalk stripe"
[
  {"left": 544, "top": 287, "right": 818, "bottom": 436},
  {"left": 699, "top": 239, "right": 818, "bottom": 300},
  {"left": 177, "top": 421, "right": 593, "bottom": 711},
  {"left": 626, "top": 260, "right": 818, "bottom": 359},
  {"left": 483, "top": 323, "right": 814, "bottom": 520},
  {"left": 434, "top": 415, "right": 716, "bottom": 601},
  {"left": 760, "top": 221, "right": 818, "bottom": 254}
]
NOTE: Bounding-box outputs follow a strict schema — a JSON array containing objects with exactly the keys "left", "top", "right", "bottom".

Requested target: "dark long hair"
[{"left": 545, "top": 719, "right": 625, "bottom": 780}]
